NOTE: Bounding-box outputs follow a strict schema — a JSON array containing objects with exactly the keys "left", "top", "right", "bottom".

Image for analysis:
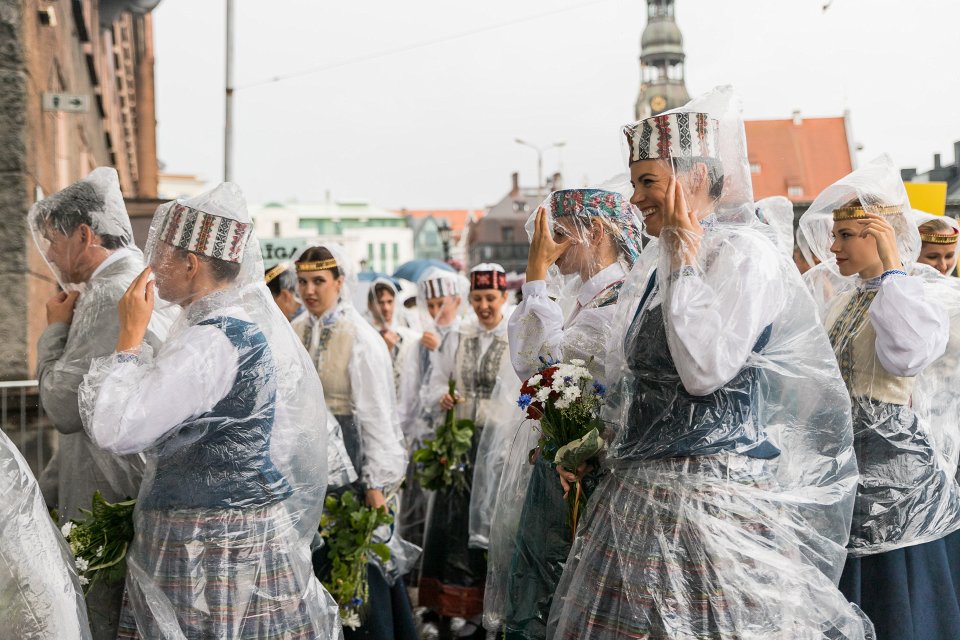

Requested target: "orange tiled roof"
[
  {"left": 397, "top": 209, "right": 485, "bottom": 235},
  {"left": 745, "top": 116, "right": 854, "bottom": 202}
]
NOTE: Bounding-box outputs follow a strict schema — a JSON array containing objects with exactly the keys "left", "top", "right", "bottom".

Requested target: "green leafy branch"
[
  {"left": 319, "top": 491, "right": 393, "bottom": 629},
  {"left": 412, "top": 379, "right": 475, "bottom": 493}
]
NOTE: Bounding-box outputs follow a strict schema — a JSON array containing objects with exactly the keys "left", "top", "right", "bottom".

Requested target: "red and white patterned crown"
[
  {"left": 624, "top": 111, "right": 720, "bottom": 163},
  {"left": 158, "top": 202, "right": 251, "bottom": 264},
  {"left": 469, "top": 263, "right": 507, "bottom": 291}
]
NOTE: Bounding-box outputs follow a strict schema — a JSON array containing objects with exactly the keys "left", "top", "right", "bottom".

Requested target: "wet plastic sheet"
[
  {"left": 79, "top": 183, "right": 342, "bottom": 638},
  {"left": 548, "top": 86, "right": 872, "bottom": 639},
  {"left": 484, "top": 187, "right": 642, "bottom": 635},
  {"left": 0, "top": 429, "right": 91, "bottom": 639},
  {"left": 800, "top": 156, "right": 960, "bottom": 556}
]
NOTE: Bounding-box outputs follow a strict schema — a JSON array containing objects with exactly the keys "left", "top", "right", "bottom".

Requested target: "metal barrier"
[{"left": 0, "top": 380, "right": 51, "bottom": 477}]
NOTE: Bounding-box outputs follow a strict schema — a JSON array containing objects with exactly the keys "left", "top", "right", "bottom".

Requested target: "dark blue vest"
[
  {"left": 142, "top": 317, "right": 293, "bottom": 510},
  {"left": 615, "top": 272, "right": 780, "bottom": 461}
]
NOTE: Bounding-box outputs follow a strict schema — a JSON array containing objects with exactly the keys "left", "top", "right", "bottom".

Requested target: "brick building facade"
[{"left": 0, "top": 0, "right": 160, "bottom": 379}]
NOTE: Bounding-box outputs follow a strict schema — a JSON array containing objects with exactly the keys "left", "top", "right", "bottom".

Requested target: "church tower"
[{"left": 635, "top": 0, "right": 690, "bottom": 120}]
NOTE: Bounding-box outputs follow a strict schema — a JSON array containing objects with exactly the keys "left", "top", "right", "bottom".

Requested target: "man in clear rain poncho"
[
  {"left": 547, "top": 87, "right": 873, "bottom": 639},
  {"left": 78, "top": 183, "right": 341, "bottom": 639},
  {"left": 29, "top": 166, "right": 170, "bottom": 639}
]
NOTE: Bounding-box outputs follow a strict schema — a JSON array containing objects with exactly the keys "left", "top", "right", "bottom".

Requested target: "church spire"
[{"left": 635, "top": 0, "right": 690, "bottom": 120}]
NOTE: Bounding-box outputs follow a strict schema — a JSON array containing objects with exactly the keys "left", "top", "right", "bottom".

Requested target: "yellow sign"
[{"left": 905, "top": 182, "right": 948, "bottom": 215}]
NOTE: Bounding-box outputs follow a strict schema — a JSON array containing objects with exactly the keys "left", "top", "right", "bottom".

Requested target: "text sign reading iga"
[{"left": 42, "top": 93, "right": 90, "bottom": 113}]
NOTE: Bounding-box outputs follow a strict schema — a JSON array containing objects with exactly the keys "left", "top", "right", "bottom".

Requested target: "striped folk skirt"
[
  {"left": 549, "top": 454, "right": 872, "bottom": 640},
  {"left": 117, "top": 502, "right": 338, "bottom": 639}
]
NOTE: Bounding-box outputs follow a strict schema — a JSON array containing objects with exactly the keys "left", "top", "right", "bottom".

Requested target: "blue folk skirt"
[{"left": 839, "top": 536, "right": 960, "bottom": 640}]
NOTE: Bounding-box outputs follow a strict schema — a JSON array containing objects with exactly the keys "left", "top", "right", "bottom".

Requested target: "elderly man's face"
[{"left": 42, "top": 225, "right": 87, "bottom": 283}]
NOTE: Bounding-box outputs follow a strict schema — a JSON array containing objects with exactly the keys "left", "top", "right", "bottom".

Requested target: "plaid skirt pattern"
[
  {"left": 116, "top": 503, "right": 336, "bottom": 639},
  {"left": 549, "top": 454, "right": 872, "bottom": 640}
]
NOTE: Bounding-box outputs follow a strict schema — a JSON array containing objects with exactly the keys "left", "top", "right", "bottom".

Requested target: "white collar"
[
  {"left": 576, "top": 262, "right": 626, "bottom": 308},
  {"left": 90, "top": 247, "right": 134, "bottom": 280}
]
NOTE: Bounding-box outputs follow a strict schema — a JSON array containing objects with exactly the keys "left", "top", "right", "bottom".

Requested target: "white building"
[{"left": 250, "top": 198, "right": 415, "bottom": 273}]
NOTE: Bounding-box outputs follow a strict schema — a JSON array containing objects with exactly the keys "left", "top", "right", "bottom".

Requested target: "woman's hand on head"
[
  {"left": 526, "top": 206, "right": 573, "bottom": 283},
  {"left": 115, "top": 267, "right": 155, "bottom": 352},
  {"left": 661, "top": 176, "right": 702, "bottom": 266},
  {"left": 857, "top": 213, "right": 903, "bottom": 272}
]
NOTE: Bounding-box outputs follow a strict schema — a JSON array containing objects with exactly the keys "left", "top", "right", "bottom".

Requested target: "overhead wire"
[{"left": 237, "top": 0, "right": 613, "bottom": 91}]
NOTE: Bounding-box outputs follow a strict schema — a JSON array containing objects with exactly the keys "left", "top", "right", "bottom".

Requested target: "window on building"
[
  {"left": 750, "top": 163, "right": 761, "bottom": 174},
  {"left": 367, "top": 243, "right": 374, "bottom": 261},
  {"left": 273, "top": 222, "right": 281, "bottom": 237},
  {"left": 483, "top": 246, "right": 493, "bottom": 259},
  {"left": 392, "top": 243, "right": 399, "bottom": 261},
  {"left": 502, "top": 227, "right": 515, "bottom": 243},
  {"left": 787, "top": 186, "right": 804, "bottom": 198},
  {"left": 513, "top": 201, "right": 527, "bottom": 213}
]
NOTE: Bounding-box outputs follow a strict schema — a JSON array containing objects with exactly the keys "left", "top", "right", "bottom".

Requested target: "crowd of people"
[{"left": 3, "top": 84, "right": 960, "bottom": 640}]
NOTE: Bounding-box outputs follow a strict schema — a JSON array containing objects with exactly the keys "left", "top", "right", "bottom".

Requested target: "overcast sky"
[{"left": 153, "top": 0, "right": 959, "bottom": 209}]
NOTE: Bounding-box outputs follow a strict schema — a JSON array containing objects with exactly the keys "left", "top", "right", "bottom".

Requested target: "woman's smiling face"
[{"left": 629, "top": 159, "right": 674, "bottom": 238}]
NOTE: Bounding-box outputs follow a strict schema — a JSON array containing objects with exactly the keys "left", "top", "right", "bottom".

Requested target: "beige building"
[{"left": 0, "top": 0, "right": 160, "bottom": 379}]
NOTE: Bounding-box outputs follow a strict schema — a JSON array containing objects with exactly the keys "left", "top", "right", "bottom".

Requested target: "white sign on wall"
[{"left": 42, "top": 92, "right": 90, "bottom": 113}]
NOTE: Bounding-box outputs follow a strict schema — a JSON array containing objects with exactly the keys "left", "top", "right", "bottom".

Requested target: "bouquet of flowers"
[
  {"left": 413, "top": 379, "right": 475, "bottom": 493},
  {"left": 58, "top": 491, "right": 136, "bottom": 593},
  {"left": 319, "top": 491, "right": 393, "bottom": 629},
  {"left": 518, "top": 357, "right": 606, "bottom": 535}
]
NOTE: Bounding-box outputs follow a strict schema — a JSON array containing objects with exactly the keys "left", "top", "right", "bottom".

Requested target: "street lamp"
[
  {"left": 437, "top": 219, "right": 453, "bottom": 263},
  {"left": 515, "top": 139, "right": 566, "bottom": 199}
]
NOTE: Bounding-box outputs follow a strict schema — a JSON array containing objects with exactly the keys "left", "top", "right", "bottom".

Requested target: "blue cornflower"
[
  {"left": 517, "top": 394, "right": 533, "bottom": 409},
  {"left": 563, "top": 375, "right": 573, "bottom": 384},
  {"left": 593, "top": 382, "right": 607, "bottom": 397},
  {"left": 351, "top": 596, "right": 364, "bottom": 607}
]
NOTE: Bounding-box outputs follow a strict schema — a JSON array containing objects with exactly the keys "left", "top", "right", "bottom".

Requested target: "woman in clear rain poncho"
[
  {"left": 548, "top": 86, "right": 872, "bottom": 639},
  {"left": 78, "top": 183, "right": 341, "bottom": 639},
  {"left": 0, "top": 429, "right": 91, "bottom": 639},
  {"left": 483, "top": 187, "right": 642, "bottom": 638},
  {"left": 291, "top": 244, "right": 417, "bottom": 640},
  {"left": 912, "top": 209, "right": 959, "bottom": 277},
  {"left": 364, "top": 276, "right": 422, "bottom": 395},
  {"left": 264, "top": 261, "right": 305, "bottom": 321},
  {"left": 419, "top": 263, "right": 523, "bottom": 638},
  {"left": 396, "top": 267, "right": 467, "bottom": 554},
  {"left": 799, "top": 155, "right": 960, "bottom": 639}
]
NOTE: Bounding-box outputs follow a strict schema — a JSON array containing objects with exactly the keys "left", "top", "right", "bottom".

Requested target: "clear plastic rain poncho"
[
  {"left": 362, "top": 276, "right": 422, "bottom": 395},
  {"left": 78, "top": 183, "right": 342, "bottom": 639},
  {"left": 484, "top": 187, "right": 643, "bottom": 635},
  {"left": 548, "top": 86, "right": 872, "bottom": 639},
  {"left": 799, "top": 155, "right": 960, "bottom": 557},
  {"left": 418, "top": 264, "right": 523, "bottom": 619},
  {"left": 0, "top": 429, "right": 90, "bottom": 639},
  {"left": 397, "top": 267, "right": 469, "bottom": 447},
  {"left": 396, "top": 267, "right": 468, "bottom": 551},
  {"left": 290, "top": 243, "right": 416, "bottom": 582},
  {"left": 29, "top": 168, "right": 174, "bottom": 521},
  {"left": 755, "top": 195, "right": 796, "bottom": 258},
  {"left": 291, "top": 244, "right": 408, "bottom": 494},
  {"left": 912, "top": 208, "right": 960, "bottom": 276}
]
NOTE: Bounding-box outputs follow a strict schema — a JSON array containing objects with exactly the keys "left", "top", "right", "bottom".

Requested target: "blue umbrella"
[
  {"left": 393, "top": 259, "right": 455, "bottom": 282},
  {"left": 358, "top": 271, "right": 402, "bottom": 289}
]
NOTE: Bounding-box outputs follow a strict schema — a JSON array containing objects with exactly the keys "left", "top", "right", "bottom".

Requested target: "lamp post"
[
  {"left": 437, "top": 219, "right": 453, "bottom": 263},
  {"left": 515, "top": 139, "right": 566, "bottom": 199}
]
